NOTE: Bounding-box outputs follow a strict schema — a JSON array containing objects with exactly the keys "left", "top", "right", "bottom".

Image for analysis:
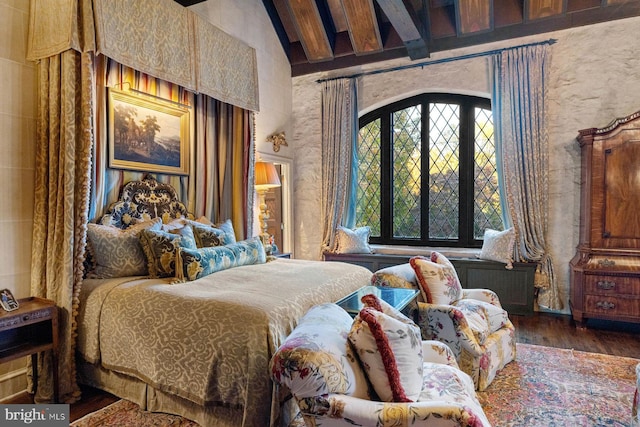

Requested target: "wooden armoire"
[{"left": 570, "top": 111, "right": 640, "bottom": 326}]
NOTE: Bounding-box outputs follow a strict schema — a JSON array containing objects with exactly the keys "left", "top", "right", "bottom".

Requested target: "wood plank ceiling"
[{"left": 176, "top": 0, "right": 640, "bottom": 76}]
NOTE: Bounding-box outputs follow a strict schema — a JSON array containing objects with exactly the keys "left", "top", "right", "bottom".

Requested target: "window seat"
[
  {"left": 370, "top": 244, "right": 481, "bottom": 259},
  {"left": 323, "top": 248, "right": 536, "bottom": 315}
]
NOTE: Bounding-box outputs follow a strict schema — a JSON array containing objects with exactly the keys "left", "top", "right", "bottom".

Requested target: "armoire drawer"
[
  {"left": 584, "top": 275, "right": 640, "bottom": 296},
  {"left": 584, "top": 295, "right": 640, "bottom": 317}
]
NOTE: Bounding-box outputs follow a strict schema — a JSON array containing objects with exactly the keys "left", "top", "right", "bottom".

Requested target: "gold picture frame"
[{"left": 108, "top": 88, "right": 190, "bottom": 175}]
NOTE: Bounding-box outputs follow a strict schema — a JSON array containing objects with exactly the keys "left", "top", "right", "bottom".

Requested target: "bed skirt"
[{"left": 78, "top": 359, "right": 300, "bottom": 426}]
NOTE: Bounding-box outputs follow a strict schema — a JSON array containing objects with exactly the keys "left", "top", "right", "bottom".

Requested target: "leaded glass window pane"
[
  {"left": 355, "top": 94, "right": 495, "bottom": 247},
  {"left": 392, "top": 106, "right": 421, "bottom": 238},
  {"left": 428, "top": 103, "right": 460, "bottom": 240},
  {"left": 356, "top": 119, "right": 381, "bottom": 237},
  {"left": 473, "top": 107, "right": 502, "bottom": 238}
]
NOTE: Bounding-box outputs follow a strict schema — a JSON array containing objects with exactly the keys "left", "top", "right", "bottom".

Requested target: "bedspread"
[{"left": 77, "top": 258, "right": 371, "bottom": 426}]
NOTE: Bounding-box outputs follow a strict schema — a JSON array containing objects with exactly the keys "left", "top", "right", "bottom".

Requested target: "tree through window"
[{"left": 355, "top": 93, "right": 502, "bottom": 247}]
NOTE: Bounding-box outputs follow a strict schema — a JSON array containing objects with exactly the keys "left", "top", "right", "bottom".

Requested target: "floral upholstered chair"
[
  {"left": 270, "top": 302, "right": 491, "bottom": 427},
  {"left": 372, "top": 253, "right": 515, "bottom": 391}
]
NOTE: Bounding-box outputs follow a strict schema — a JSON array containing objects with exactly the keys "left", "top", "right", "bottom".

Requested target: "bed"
[{"left": 76, "top": 177, "right": 372, "bottom": 426}]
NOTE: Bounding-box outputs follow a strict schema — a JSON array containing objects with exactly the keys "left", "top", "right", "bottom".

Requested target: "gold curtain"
[
  {"left": 29, "top": 50, "right": 94, "bottom": 403},
  {"left": 193, "top": 96, "right": 255, "bottom": 240}
]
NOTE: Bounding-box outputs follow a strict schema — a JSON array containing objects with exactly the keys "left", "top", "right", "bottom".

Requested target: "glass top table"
[{"left": 336, "top": 285, "right": 419, "bottom": 317}]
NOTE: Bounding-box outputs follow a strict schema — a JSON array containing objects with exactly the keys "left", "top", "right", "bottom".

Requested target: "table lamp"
[{"left": 255, "top": 161, "right": 281, "bottom": 253}]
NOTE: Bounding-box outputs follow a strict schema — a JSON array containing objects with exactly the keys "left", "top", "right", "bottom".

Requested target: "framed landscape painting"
[{"left": 108, "top": 89, "right": 190, "bottom": 175}]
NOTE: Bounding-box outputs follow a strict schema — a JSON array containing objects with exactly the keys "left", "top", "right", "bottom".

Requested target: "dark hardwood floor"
[
  {"left": 3, "top": 312, "right": 640, "bottom": 422},
  {"left": 511, "top": 311, "right": 640, "bottom": 358}
]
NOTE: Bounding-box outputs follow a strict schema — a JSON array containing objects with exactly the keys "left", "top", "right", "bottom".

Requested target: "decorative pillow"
[
  {"left": 186, "top": 221, "right": 234, "bottom": 248},
  {"left": 86, "top": 219, "right": 162, "bottom": 278},
  {"left": 139, "top": 226, "right": 197, "bottom": 278},
  {"left": 176, "top": 237, "right": 266, "bottom": 281},
  {"left": 334, "top": 226, "right": 373, "bottom": 254},
  {"left": 348, "top": 294, "right": 423, "bottom": 402},
  {"left": 361, "top": 293, "right": 418, "bottom": 328},
  {"left": 194, "top": 217, "right": 237, "bottom": 244},
  {"left": 213, "top": 219, "right": 237, "bottom": 244},
  {"left": 371, "top": 263, "right": 418, "bottom": 290},
  {"left": 409, "top": 252, "right": 462, "bottom": 305},
  {"left": 270, "top": 303, "right": 370, "bottom": 400},
  {"left": 479, "top": 228, "right": 515, "bottom": 269}
]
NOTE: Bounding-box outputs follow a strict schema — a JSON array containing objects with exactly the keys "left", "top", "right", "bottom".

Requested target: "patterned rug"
[
  {"left": 71, "top": 343, "right": 638, "bottom": 427},
  {"left": 71, "top": 399, "right": 199, "bottom": 426},
  {"left": 478, "top": 343, "right": 639, "bottom": 426}
]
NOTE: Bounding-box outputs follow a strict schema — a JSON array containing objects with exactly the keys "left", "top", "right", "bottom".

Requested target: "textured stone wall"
[{"left": 292, "top": 16, "right": 640, "bottom": 313}]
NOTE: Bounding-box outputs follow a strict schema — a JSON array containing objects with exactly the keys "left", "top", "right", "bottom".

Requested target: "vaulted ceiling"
[{"left": 176, "top": 0, "right": 640, "bottom": 76}]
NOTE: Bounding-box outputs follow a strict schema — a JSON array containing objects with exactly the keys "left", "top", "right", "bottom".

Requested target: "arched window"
[{"left": 356, "top": 93, "right": 501, "bottom": 247}]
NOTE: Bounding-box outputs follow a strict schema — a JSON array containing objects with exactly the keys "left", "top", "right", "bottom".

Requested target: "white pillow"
[
  {"left": 335, "top": 226, "right": 373, "bottom": 254},
  {"left": 348, "top": 295, "right": 423, "bottom": 402},
  {"left": 479, "top": 228, "right": 515, "bottom": 269}
]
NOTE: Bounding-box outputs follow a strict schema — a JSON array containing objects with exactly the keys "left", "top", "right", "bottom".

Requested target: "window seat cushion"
[{"left": 370, "top": 244, "right": 481, "bottom": 259}]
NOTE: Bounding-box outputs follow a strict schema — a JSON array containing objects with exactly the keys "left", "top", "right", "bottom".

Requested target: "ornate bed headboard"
[{"left": 99, "top": 175, "right": 192, "bottom": 228}]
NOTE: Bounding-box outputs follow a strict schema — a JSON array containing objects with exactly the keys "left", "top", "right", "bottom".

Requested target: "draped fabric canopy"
[
  {"left": 29, "top": 50, "right": 94, "bottom": 404},
  {"left": 27, "top": 0, "right": 258, "bottom": 403},
  {"left": 27, "top": 0, "right": 260, "bottom": 112},
  {"left": 90, "top": 59, "right": 255, "bottom": 239}
]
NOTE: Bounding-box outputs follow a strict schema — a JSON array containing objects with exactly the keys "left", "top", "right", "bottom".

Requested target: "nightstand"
[{"left": 0, "top": 297, "right": 58, "bottom": 402}]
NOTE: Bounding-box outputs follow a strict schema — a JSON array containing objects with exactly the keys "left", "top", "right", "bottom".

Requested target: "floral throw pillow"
[
  {"left": 334, "top": 226, "right": 373, "bottom": 254},
  {"left": 371, "top": 263, "right": 418, "bottom": 290},
  {"left": 139, "top": 226, "right": 197, "bottom": 278},
  {"left": 409, "top": 252, "right": 462, "bottom": 305},
  {"left": 270, "top": 303, "right": 369, "bottom": 400},
  {"left": 479, "top": 228, "right": 515, "bottom": 269},
  {"left": 348, "top": 294, "right": 423, "bottom": 402},
  {"left": 176, "top": 237, "right": 266, "bottom": 281}
]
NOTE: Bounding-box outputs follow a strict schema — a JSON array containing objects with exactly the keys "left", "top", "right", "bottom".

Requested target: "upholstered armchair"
[
  {"left": 270, "top": 302, "right": 491, "bottom": 427},
  {"left": 371, "top": 255, "right": 516, "bottom": 391}
]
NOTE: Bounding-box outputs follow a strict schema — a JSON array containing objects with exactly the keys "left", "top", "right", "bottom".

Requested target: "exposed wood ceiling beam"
[
  {"left": 261, "top": 0, "right": 640, "bottom": 75},
  {"left": 455, "top": 0, "right": 492, "bottom": 34},
  {"left": 286, "top": 0, "right": 335, "bottom": 62},
  {"left": 527, "top": 0, "right": 564, "bottom": 20},
  {"left": 341, "top": 0, "right": 384, "bottom": 55},
  {"left": 374, "top": 0, "right": 429, "bottom": 59}
]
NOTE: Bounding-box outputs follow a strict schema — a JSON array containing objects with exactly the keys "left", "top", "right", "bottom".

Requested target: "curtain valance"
[{"left": 27, "top": 0, "right": 260, "bottom": 112}]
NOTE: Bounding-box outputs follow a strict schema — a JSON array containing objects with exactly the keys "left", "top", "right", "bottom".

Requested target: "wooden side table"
[{"left": 0, "top": 297, "right": 58, "bottom": 402}]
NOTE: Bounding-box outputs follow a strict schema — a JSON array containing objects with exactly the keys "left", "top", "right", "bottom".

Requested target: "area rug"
[
  {"left": 478, "top": 343, "right": 639, "bottom": 426},
  {"left": 71, "top": 399, "right": 199, "bottom": 426},
  {"left": 71, "top": 343, "right": 638, "bottom": 427}
]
